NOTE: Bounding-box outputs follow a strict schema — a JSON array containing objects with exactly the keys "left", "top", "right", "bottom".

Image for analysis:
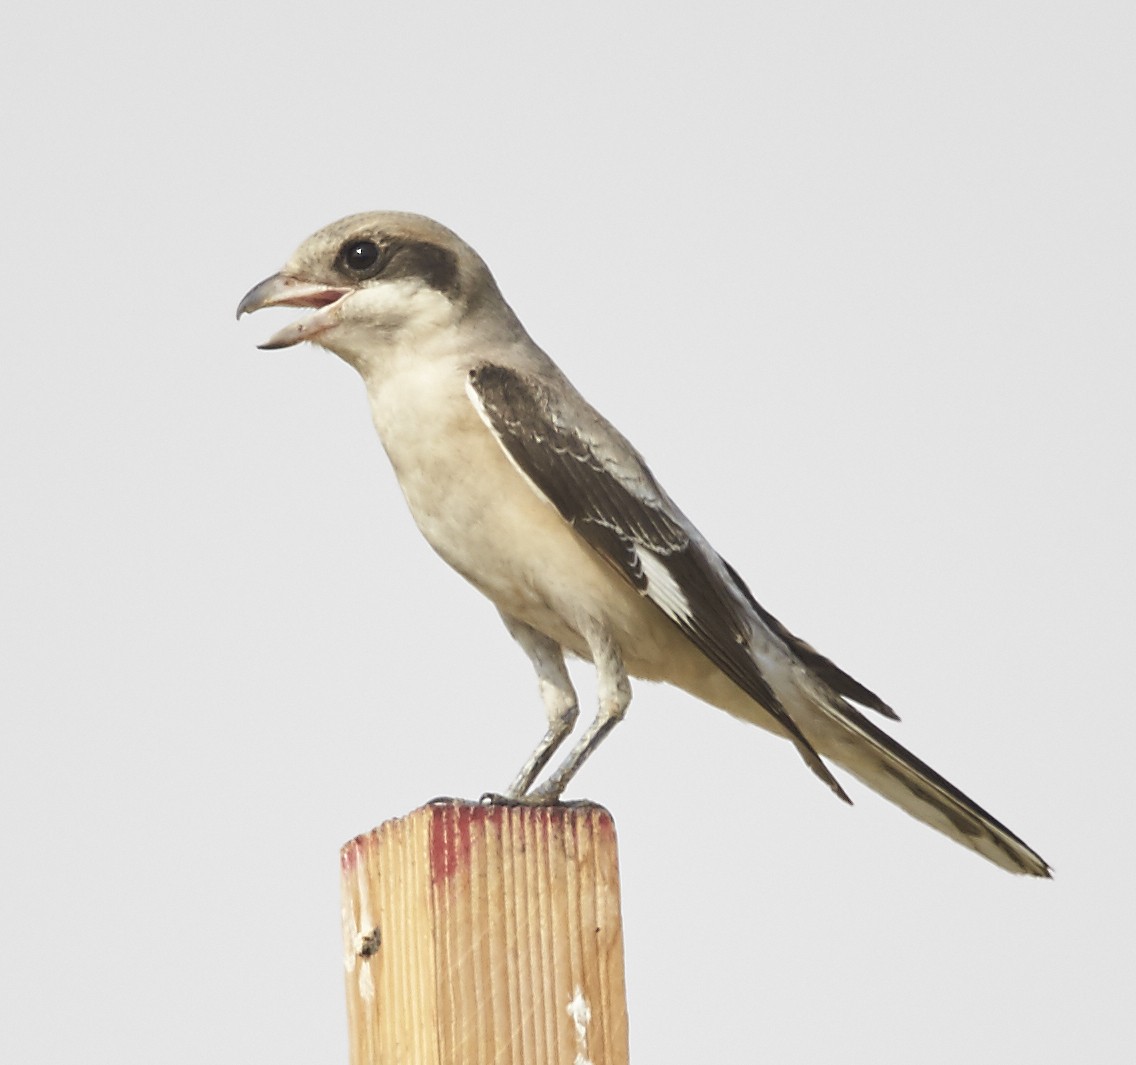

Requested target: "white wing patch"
[{"left": 639, "top": 548, "right": 693, "bottom": 625}]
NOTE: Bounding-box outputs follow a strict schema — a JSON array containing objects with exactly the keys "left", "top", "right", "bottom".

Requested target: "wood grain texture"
[{"left": 341, "top": 800, "right": 629, "bottom": 1065}]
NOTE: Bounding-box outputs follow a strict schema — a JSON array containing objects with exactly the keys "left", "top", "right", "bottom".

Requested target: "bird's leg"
[
  {"left": 498, "top": 612, "right": 580, "bottom": 798},
  {"left": 527, "top": 621, "right": 631, "bottom": 802}
]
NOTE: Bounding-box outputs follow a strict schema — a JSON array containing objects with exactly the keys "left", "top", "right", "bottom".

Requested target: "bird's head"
[{"left": 237, "top": 211, "right": 509, "bottom": 368}]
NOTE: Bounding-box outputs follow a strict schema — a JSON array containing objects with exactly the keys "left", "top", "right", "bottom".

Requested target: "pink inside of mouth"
[{"left": 286, "top": 289, "right": 347, "bottom": 309}]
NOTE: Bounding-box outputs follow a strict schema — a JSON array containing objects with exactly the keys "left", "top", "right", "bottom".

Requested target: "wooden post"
[{"left": 340, "top": 799, "right": 629, "bottom": 1065}]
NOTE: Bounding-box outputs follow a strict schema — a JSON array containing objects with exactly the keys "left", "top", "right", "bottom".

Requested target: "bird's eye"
[{"left": 340, "top": 239, "right": 381, "bottom": 274}]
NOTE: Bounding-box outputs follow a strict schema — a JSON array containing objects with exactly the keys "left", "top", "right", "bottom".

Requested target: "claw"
[{"left": 480, "top": 789, "right": 567, "bottom": 807}]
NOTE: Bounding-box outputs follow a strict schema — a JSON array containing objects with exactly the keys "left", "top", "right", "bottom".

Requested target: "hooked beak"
[{"left": 236, "top": 273, "right": 351, "bottom": 350}]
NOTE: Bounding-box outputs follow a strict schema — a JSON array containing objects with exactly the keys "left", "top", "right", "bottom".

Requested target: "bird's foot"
[{"left": 480, "top": 787, "right": 586, "bottom": 808}]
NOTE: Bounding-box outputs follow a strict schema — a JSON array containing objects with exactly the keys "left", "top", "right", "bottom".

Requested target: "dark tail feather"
[{"left": 813, "top": 697, "right": 1050, "bottom": 876}]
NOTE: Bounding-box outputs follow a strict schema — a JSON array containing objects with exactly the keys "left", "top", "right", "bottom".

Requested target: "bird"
[{"left": 237, "top": 210, "right": 1049, "bottom": 877}]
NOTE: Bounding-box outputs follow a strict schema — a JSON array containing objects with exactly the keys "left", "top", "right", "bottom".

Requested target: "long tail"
[
  {"left": 809, "top": 695, "right": 1050, "bottom": 876},
  {"left": 718, "top": 561, "right": 1049, "bottom": 875}
]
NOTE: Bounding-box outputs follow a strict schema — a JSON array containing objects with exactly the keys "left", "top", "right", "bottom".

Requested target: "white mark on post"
[
  {"left": 357, "top": 959, "right": 374, "bottom": 1001},
  {"left": 567, "top": 987, "right": 593, "bottom": 1065}
]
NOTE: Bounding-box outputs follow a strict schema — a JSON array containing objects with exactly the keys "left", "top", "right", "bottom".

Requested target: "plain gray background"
[{"left": 3, "top": 2, "right": 1133, "bottom": 1061}]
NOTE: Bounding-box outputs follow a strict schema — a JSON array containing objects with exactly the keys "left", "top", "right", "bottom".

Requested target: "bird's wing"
[
  {"left": 721, "top": 560, "right": 898, "bottom": 720},
  {"left": 466, "top": 362, "right": 849, "bottom": 800}
]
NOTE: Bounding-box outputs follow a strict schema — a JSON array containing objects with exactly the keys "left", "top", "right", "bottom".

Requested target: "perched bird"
[{"left": 237, "top": 211, "right": 1049, "bottom": 877}]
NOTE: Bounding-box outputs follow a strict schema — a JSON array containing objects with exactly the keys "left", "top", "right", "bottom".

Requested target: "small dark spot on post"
[{"left": 358, "top": 927, "right": 382, "bottom": 957}]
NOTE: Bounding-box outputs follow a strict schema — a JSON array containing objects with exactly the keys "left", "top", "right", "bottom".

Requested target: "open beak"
[{"left": 236, "top": 273, "right": 351, "bottom": 350}]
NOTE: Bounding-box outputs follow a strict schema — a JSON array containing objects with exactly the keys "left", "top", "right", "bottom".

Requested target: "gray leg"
[
  {"left": 499, "top": 612, "right": 580, "bottom": 798},
  {"left": 527, "top": 619, "right": 632, "bottom": 802}
]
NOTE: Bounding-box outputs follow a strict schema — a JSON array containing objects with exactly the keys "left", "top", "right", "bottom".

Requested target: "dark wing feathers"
[
  {"left": 468, "top": 364, "right": 686, "bottom": 564},
  {"left": 469, "top": 363, "right": 863, "bottom": 801},
  {"left": 721, "top": 560, "right": 898, "bottom": 720}
]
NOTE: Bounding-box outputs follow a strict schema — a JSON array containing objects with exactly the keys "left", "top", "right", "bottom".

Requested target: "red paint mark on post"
[{"left": 429, "top": 802, "right": 477, "bottom": 885}]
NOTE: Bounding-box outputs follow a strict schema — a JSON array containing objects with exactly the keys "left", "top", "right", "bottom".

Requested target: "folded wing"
[{"left": 467, "top": 362, "right": 853, "bottom": 800}]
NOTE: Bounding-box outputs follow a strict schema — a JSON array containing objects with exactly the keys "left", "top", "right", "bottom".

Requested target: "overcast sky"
[{"left": 2, "top": 3, "right": 1133, "bottom": 1062}]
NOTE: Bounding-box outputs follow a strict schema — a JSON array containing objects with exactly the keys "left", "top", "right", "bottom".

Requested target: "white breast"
[{"left": 358, "top": 344, "right": 679, "bottom": 667}]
